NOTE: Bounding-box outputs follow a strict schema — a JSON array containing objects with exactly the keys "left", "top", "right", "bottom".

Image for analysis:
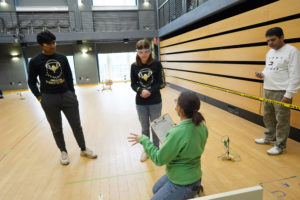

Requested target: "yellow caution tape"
[{"left": 167, "top": 75, "right": 300, "bottom": 111}]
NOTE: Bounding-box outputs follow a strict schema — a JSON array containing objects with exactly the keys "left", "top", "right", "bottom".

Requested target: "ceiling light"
[
  {"left": 0, "top": 0, "right": 8, "bottom": 7},
  {"left": 81, "top": 48, "right": 88, "bottom": 54},
  {"left": 143, "top": 0, "right": 150, "bottom": 7},
  {"left": 11, "top": 51, "right": 19, "bottom": 57}
]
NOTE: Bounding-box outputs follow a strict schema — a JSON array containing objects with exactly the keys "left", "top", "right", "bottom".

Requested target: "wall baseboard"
[{"left": 167, "top": 82, "right": 300, "bottom": 143}]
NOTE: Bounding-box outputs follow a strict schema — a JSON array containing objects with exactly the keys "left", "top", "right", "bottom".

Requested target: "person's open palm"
[{"left": 128, "top": 133, "right": 141, "bottom": 146}]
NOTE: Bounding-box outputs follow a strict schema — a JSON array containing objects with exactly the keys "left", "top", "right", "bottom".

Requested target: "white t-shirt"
[{"left": 263, "top": 44, "right": 300, "bottom": 99}]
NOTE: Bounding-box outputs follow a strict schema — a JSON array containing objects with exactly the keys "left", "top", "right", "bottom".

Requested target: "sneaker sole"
[
  {"left": 255, "top": 140, "right": 276, "bottom": 145},
  {"left": 60, "top": 161, "right": 70, "bottom": 165},
  {"left": 80, "top": 153, "right": 98, "bottom": 159},
  {"left": 267, "top": 149, "right": 286, "bottom": 155}
]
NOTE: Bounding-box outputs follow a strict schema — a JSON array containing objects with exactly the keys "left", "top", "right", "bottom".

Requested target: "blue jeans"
[
  {"left": 136, "top": 103, "right": 162, "bottom": 148},
  {"left": 151, "top": 174, "right": 201, "bottom": 200}
]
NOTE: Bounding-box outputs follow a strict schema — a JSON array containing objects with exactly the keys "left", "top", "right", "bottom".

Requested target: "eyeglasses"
[
  {"left": 136, "top": 48, "right": 151, "bottom": 56},
  {"left": 43, "top": 41, "right": 56, "bottom": 47}
]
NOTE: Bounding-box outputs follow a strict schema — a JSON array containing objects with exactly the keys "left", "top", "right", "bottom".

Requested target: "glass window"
[
  {"left": 98, "top": 52, "right": 136, "bottom": 82},
  {"left": 93, "top": 0, "right": 136, "bottom": 6},
  {"left": 66, "top": 56, "right": 77, "bottom": 84}
]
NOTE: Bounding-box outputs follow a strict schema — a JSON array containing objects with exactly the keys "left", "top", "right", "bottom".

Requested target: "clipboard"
[{"left": 151, "top": 113, "right": 174, "bottom": 143}]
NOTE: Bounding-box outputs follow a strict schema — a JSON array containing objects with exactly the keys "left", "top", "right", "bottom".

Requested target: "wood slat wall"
[
  {"left": 162, "top": 62, "right": 264, "bottom": 80},
  {"left": 160, "top": 0, "right": 300, "bottom": 47},
  {"left": 161, "top": 43, "right": 300, "bottom": 62},
  {"left": 161, "top": 46, "right": 268, "bottom": 61},
  {"left": 160, "top": 18, "right": 300, "bottom": 54},
  {"left": 160, "top": 0, "right": 300, "bottom": 130},
  {"left": 165, "top": 70, "right": 261, "bottom": 98},
  {"left": 166, "top": 76, "right": 262, "bottom": 114}
]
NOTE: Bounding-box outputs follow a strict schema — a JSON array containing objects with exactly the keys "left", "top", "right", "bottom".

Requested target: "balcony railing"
[{"left": 158, "top": 0, "right": 208, "bottom": 28}]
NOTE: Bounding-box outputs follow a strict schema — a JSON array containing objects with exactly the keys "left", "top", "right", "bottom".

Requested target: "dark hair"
[
  {"left": 177, "top": 91, "right": 205, "bottom": 126},
  {"left": 134, "top": 39, "right": 154, "bottom": 67},
  {"left": 265, "top": 27, "right": 284, "bottom": 38},
  {"left": 37, "top": 30, "right": 56, "bottom": 45}
]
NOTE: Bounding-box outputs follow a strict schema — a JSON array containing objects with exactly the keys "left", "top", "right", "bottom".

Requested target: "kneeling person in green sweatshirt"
[{"left": 128, "top": 91, "right": 208, "bottom": 200}]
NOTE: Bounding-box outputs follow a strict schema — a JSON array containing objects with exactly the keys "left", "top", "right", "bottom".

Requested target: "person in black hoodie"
[
  {"left": 130, "top": 39, "right": 166, "bottom": 162},
  {"left": 27, "top": 30, "right": 97, "bottom": 165}
]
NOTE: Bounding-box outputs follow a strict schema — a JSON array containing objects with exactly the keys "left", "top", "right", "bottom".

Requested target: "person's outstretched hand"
[{"left": 128, "top": 133, "right": 141, "bottom": 146}]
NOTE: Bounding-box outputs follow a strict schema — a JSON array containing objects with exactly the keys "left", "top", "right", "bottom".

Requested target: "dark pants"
[{"left": 41, "top": 90, "right": 86, "bottom": 152}]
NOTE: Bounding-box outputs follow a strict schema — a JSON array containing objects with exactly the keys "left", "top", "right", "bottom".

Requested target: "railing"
[
  {"left": 17, "top": 11, "right": 74, "bottom": 34},
  {"left": 92, "top": 10, "right": 139, "bottom": 32},
  {"left": 158, "top": 0, "right": 209, "bottom": 28},
  {"left": 0, "top": 9, "right": 152, "bottom": 36},
  {"left": 0, "top": 11, "right": 75, "bottom": 36}
]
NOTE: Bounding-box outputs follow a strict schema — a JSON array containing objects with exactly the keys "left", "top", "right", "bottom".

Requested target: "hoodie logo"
[
  {"left": 45, "top": 59, "right": 65, "bottom": 85},
  {"left": 138, "top": 68, "right": 153, "bottom": 89}
]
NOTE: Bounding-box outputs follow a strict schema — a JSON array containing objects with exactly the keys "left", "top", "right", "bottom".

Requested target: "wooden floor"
[{"left": 0, "top": 83, "right": 300, "bottom": 200}]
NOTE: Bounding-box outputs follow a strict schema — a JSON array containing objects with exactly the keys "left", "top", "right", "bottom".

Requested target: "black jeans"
[{"left": 41, "top": 90, "right": 86, "bottom": 152}]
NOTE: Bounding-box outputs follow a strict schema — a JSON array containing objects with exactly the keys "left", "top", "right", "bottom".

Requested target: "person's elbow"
[
  {"left": 153, "top": 155, "right": 167, "bottom": 166},
  {"left": 153, "top": 160, "right": 165, "bottom": 166}
]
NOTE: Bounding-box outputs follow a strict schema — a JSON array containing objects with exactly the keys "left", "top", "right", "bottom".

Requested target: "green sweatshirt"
[{"left": 139, "top": 119, "right": 208, "bottom": 185}]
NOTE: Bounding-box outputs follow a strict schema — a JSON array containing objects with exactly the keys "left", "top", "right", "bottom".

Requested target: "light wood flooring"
[{"left": 0, "top": 83, "right": 300, "bottom": 200}]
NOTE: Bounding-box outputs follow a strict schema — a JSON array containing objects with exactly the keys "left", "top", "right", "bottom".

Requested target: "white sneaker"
[
  {"left": 267, "top": 146, "right": 286, "bottom": 155},
  {"left": 60, "top": 151, "right": 70, "bottom": 165},
  {"left": 140, "top": 150, "right": 148, "bottom": 162},
  {"left": 80, "top": 148, "right": 97, "bottom": 159},
  {"left": 255, "top": 138, "right": 275, "bottom": 145}
]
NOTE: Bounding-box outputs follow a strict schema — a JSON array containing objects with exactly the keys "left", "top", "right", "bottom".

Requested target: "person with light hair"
[{"left": 130, "top": 39, "right": 166, "bottom": 162}]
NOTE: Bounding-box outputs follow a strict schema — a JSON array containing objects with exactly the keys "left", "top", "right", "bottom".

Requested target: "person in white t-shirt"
[{"left": 254, "top": 27, "right": 300, "bottom": 155}]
